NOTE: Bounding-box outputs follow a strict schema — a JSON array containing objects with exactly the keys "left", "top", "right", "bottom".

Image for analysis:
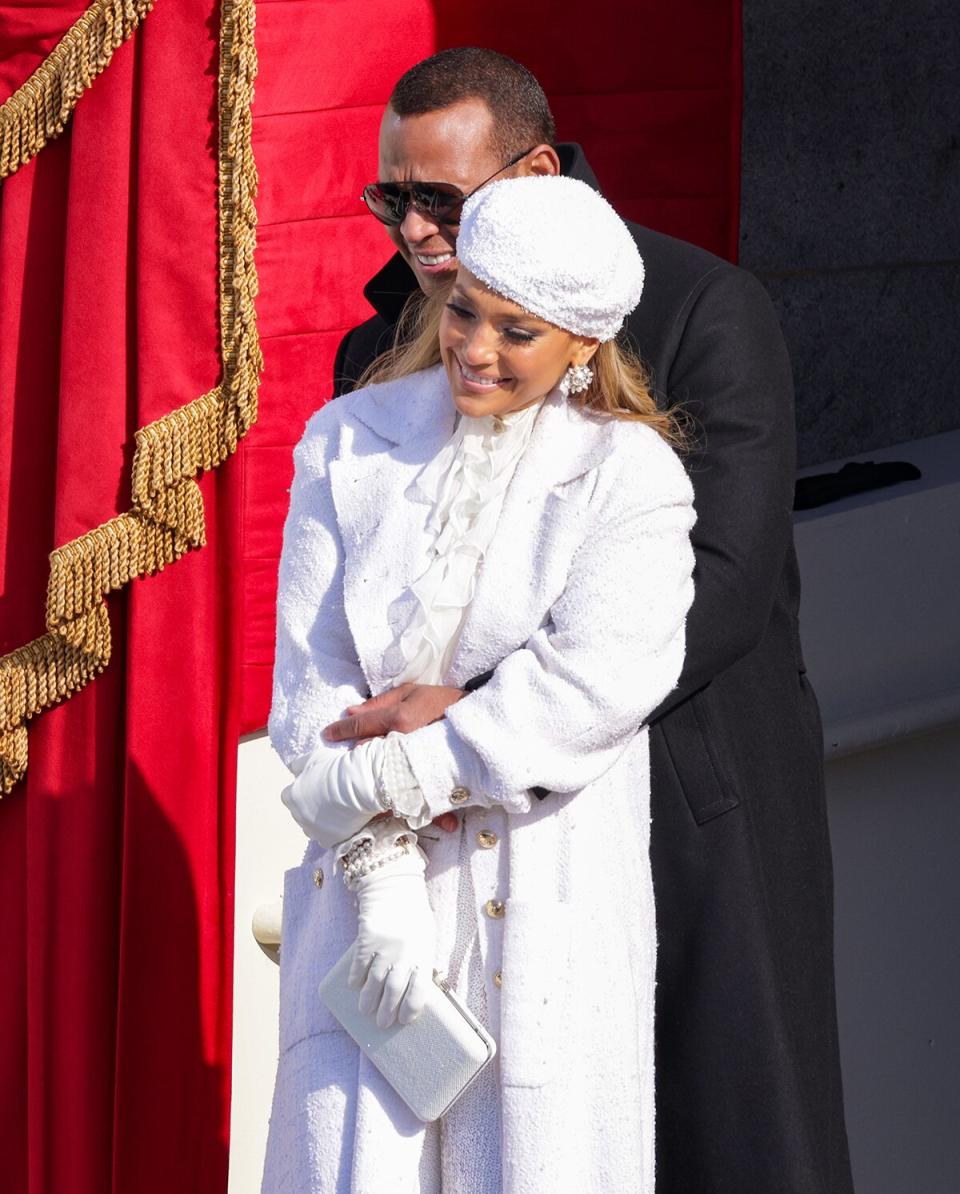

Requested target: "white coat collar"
[
  {"left": 343, "top": 364, "right": 455, "bottom": 449},
  {"left": 341, "top": 364, "right": 615, "bottom": 485}
]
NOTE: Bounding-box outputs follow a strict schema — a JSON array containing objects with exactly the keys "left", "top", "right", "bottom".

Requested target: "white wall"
[
  {"left": 794, "top": 429, "right": 960, "bottom": 1191},
  {"left": 825, "top": 727, "right": 960, "bottom": 1194},
  {"left": 794, "top": 429, "right": 960, "bottom": 759},
  {"left": 228, "top": 732, "right": 303, "bottom": 1194}
]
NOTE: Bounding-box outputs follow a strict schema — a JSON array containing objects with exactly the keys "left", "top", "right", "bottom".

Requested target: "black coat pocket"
[{"left": 656, "top": 693, "right": 740, "bottom": 825}]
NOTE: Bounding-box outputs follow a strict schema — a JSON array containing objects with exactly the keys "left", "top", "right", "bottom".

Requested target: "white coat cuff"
[
  {"left": 399, "top": 717, "right": 533, "bottom": 818},
  {"left": 378, "top": 733, "right": 432, "bottom": 829}
]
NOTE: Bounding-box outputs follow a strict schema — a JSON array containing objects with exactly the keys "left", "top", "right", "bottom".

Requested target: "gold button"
[
  {"left": 493, "top": 969, "right": 502, "bottom": 988},
  {"left": 450, "top": 786, "right": 470, "bottom": 805},
  {"left": 313, "top": 868, "right": 324, "bottom": 889},
  {"left": 476, "top": 830, "right": 497, "bottom": 849},
  {"left": 484, "top": 898, "right": 505, "bottom": 919}
]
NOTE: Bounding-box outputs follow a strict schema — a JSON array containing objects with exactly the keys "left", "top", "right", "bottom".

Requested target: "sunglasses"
[{"left": 361, "top": 147, "right": 536, "bottom": 228}]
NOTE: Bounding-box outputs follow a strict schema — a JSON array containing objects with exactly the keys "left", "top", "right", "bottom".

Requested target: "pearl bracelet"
[
  {"left": 340, "top": 835, "right": 412, "bottom": 887},
  {"left": 336, "top": 816, "right": 419, "bottom": 890}
]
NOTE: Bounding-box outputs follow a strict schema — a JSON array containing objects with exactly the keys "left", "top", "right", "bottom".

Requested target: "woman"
[{"left": 263, "top": 175, "right": 696, "bottom": 1193}]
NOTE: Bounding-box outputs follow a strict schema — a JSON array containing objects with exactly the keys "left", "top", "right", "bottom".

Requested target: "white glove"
[
  {"left": 347, "top": 847, "right": 436, "bottom": 1028},
  {"left": 281, "top": 738, "right": 388, "bottom": 849}
]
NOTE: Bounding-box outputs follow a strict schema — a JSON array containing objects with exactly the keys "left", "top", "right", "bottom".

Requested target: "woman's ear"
[{"left": 571, "top": 337, "right": 600, "bottom": 368}]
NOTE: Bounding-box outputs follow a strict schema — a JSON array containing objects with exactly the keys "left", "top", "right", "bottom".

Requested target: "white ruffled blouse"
[{"left": 387, "top": 400, "right": 542, "bottom": 687}]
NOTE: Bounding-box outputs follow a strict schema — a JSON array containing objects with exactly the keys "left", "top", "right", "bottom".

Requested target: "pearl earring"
[{"left": 559, "top": 363, "right": 594, "bottom": 397}]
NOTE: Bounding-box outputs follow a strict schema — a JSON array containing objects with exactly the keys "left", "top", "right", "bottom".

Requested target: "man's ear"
[{"left": 524, "top": 144, "right": 561, "bottom": 177}]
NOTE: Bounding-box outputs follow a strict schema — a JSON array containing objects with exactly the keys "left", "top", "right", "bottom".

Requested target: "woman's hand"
[
  {"left": 348, "top": 848, "right": 436, "bottom": 1028},
  {"left": 323, "top": 683, "right": 464, "bottom": 743}
]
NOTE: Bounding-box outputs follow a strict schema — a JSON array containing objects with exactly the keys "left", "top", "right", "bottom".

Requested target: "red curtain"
[
  {"left": 1, "top": 1, "right": 237, "bottom": 1190},
  {"left": 0, "top": 1, "right": 740, "bottom": 1190}
]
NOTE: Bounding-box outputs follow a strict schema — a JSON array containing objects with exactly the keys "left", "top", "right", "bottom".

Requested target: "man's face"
[{"left": 376, "top": 99, "right": 510, "bottom": 296}]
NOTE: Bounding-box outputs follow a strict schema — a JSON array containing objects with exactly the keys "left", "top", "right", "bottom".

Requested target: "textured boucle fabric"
[
  {"left": 457, "top": 175, "right": 645, "bottom": 341},
  {"left": 264, "top": 366, "right": 695, "bottom": 1192}
]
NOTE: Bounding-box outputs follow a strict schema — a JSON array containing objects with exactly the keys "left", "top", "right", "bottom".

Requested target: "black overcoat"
[{"left": 333, "top": 145, "right": 853, "bottom": 1194}]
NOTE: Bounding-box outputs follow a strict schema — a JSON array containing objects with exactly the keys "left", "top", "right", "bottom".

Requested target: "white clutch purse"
[{"left": 318, "top": 947, "right": 497, "bottom": 1122}]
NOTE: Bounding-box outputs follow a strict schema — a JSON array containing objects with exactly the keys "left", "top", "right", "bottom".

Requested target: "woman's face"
[{"left": 439, "top": 268, "right": 597, "bottom": 419}]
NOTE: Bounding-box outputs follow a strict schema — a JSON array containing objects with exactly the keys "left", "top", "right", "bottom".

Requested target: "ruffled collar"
[
  {"left": 384, "top": 401, "right": 543, "bottom": 686},
  {"left": 414, "top": 402, "right": 541, "bottom": 519}
]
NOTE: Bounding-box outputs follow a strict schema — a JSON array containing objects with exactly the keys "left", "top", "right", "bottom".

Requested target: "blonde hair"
[{"left": 359, "top": 286, "right": 686, "bottom": 449}]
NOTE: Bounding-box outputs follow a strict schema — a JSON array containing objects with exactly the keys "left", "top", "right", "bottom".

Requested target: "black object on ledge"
[{"left": 794, "top": 460, "right": 922, "bottom": 511}]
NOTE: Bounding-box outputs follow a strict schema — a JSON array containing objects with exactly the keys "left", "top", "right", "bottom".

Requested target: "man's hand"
[
  {"left": 323, "top": 683, "right": 465, "bottom": 743},
  {"left": 323, "top": 684, "right": 466, "bottom": 834}
]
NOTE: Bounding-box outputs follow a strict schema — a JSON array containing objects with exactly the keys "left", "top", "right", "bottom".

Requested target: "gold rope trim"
[
  {"left": 0, "top": 0, "right": 260, "bottom": 793},
  {"left": 0, "top": 0, "right": 157, "bottom": 180}
]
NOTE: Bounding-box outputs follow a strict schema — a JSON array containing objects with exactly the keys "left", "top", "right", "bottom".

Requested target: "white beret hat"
[{"left": 456, "top": 175, "right": 644, "bottom": 342}]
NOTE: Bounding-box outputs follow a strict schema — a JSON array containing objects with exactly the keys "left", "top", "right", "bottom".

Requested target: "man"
[{"left": 329, "top": 47, "right": 853, "bottom": 1194}]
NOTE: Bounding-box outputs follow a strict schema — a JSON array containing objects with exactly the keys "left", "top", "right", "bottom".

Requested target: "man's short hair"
[{"left": 389, "top": 47, "right": 556, "bottom": 161}]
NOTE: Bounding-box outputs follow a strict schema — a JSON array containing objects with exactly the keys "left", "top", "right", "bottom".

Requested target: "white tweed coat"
[{"left": 265, "top": 364, "right": 695, "bottom": 1193}]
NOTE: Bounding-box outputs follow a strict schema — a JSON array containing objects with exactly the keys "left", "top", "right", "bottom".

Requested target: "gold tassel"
[
  {"left": 0, "top": 728, "right": 28, "bottom": 793},
  {"left": 0, "top": 614, "right": 108, "bottom": 736},
  {"left": 0, "top": 0, "right": 157, "bottom": 180},
  {"left": 0, "top": 0, "right": 260, "bottom": 795}
]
